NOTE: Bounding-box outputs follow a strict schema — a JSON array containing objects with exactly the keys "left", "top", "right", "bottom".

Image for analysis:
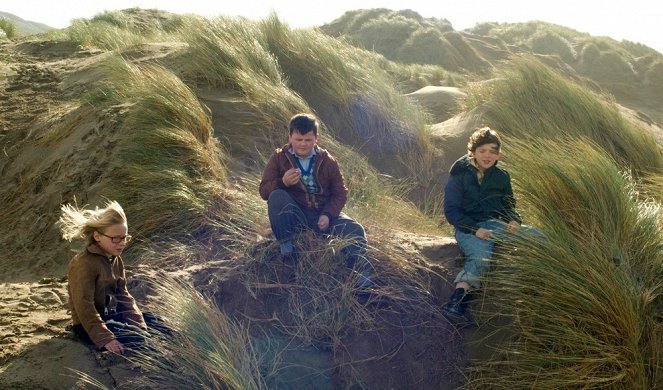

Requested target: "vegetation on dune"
[
  {"left": 170, "top": 14, "right": 441, "bottom": 232},
  {"left": 323, "top": 11, "right": 663, "bottom": 124},
  {"left": 44, "top": 8, "right": 184, "bottom": 50},
  {"left": 73, "top": 276, "right": 267, "bottom": 390},
  {"left": 528, "top": 30, "right": 577, "bottom": 62},
  {"left": 212, "top": 227, "right": 457, "bottom": 388},
  {"left": 131, "top": 277, "right": 266, "bottom": 390},
  {"left": 388, "top": 62, "right": 465, "bottom": 91},
  {"left": 472, "top": 138, "right": 663, "bottom": 389},
  {"left": 470, "top": 20, "right": 588, "bottom": 49},
  {"left": 0, "top": 17, "right": 17, "bottom": 39},
  {"left": 77, "top": 56, "right": 229, "bottom": 249},
  {"left": 322, "top": 8, "right": 489, "bottom": 73},
  {"left": 177, "top": 14, "right": 308, "bottom": 149},
  {"left": 464, "top": 56, "right": 663, "bottom": 174}
]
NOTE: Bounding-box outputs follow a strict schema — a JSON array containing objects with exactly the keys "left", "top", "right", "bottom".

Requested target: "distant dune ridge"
[
  {"left": 0, "top": 7, "right": 662, "bottom": 389},
  {"left": 0, "top": 11, "right": 53, "bottom": 35}
]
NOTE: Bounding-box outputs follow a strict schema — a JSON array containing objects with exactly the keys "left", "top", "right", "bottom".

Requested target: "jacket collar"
[
  {"left": 87, "top": 243, "right": 115, "bottom": 262},
  {"left": 282, "top": 144, "right": 326, "bottom": 162}
]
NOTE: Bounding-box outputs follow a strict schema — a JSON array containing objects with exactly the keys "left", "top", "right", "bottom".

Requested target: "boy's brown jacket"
[
  {"left": 67, "top": 244, "right": 145, "bottom": 348},
  {"left": 259, "top": 144, "right": 348, "bottom": 218}
]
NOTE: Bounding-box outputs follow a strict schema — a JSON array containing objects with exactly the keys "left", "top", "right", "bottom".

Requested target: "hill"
[
  {"left": 322, "top": 9, "right": 663, "bottom": 126},
  {"left": 0, "top": 11, "right": 53, "bottom": 35},
  {"left": 0, "top": 7, "right": 662, "bottom": 389}
]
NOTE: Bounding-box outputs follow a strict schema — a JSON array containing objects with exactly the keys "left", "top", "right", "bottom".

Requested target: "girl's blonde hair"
[{"left": 59, "top": 200, "right": 127, "bottom": 245}]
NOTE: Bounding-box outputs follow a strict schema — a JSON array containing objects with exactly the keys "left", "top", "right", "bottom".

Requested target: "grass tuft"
[
  {"left": 129, "top": 276, "right": 266, "bottom": 390},
  {"left": 465, "top": 55, "right": 663, "bottom": 174},
  {"left": 470, "top": 137, "right": 663, "bottom": 389}
]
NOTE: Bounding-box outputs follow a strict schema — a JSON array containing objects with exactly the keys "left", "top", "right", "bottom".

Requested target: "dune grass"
[
  {"left": 258, "top": 15, "right": 441, "bottom": 200},
  {"left": 44, "top": 8, "right": 183, "bottom": 51},
  {"left": 77, "top": 56, "right": 228, "bottom": 249},
  {"left": 387, "top": 62, "right": 466, "bottom": 92},
  {"left": 0, "top": 18, "right": 17, "bottom": 39},
  {"left": 464, "top": 55, "right": 663, "bottom": 174},
  {"left": 470, "top": 137, "right": 663, "bottom": 389},
  {"left": 243, "top": 234, "right": 379, "bottom": 348},
  {"left": 474, "top": 21, "right": 589, "bottom": 50},
  {"left": 126, "top": 276, "right": 266, "bottom": 390},
  {"left": 174, "top": 15, "right": 309, "bottom": 157}
]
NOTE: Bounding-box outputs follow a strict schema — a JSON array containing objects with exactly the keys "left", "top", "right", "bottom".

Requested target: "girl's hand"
[{"left": 104, "top": 339, "right": 125, "bottom": 355}]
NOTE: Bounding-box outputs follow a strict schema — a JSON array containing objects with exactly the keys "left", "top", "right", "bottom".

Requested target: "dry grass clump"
[
  {"left": 87, "top": 8, "right": 186, "bottom": 35},
  {"left": 584, "top": 50, "right": 638, "bottom": 82},
  {"left": 234, "top": 228, "right": 452, "bottom": 386},
  {"left": 472, "top": 21, "right": 587, "bottom": 50},
  {"left": 244, "top": 235, "right": 379, "bottom": 349},
  {"left": 645, "top": 60, "right": 663, "bottom": 89},
  {"left": 442, "top": 31, "right": 491, "bottom": 74},
  {"left": 465, "top": 56, "right": 663, "bottom": 174},
  {"left": 351, "top": 14, "right": 419, "bottom": 58},
  {"left": 388, "top": 62, "right": 465, "bottom": 92},
  {"left": 470, "top": 138, "right": 663, "bottom": 389}
]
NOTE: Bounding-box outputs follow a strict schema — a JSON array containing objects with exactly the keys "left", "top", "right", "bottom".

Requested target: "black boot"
[{"left": 442, "top": 288, "right": 472, "bottom": 325}]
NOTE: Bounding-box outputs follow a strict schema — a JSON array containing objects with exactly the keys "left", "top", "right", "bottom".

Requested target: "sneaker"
[
  {"left": 442, "top": 288, "right": 473, "bottom": 326},
  {"left": 281, "top": 252, "right": 297, "bottom": 267}
]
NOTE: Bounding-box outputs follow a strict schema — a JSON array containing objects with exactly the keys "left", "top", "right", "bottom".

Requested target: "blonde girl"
[{"left": 59, "top": 200, "right": 148, "bottom": 355}]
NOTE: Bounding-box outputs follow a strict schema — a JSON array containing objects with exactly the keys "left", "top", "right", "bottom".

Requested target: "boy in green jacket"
[{"left": 442, "top": 127, "right": 536, "bottom": 324}]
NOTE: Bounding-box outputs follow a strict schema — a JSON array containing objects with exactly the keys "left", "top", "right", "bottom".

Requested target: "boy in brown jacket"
[{"left": 259, "top": 113, "right": 373, "bottom": 287}]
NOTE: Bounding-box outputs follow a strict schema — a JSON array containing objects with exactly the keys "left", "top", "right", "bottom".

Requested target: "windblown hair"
[
  {"left": 467, "top": 126, "right": 502, "bottom": 153},
  {"left": 288, "top": 113, "right": 319, "bottom": 136},
  {"left": 58, "top": 200, "right": 127, "bottom": 245}
]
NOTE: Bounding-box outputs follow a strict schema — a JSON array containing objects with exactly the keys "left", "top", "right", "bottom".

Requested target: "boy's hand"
[
  {"left": 317, "top": 215, "right": 330, "bottom": 231},
  {"left": 475, "top": 228, "right": 492, "bottom": 240},
  {"left": 506, "top": 220, "right": 521, "bottom": 233},
  {"left": 282, "top": 168, "right": 301, "bottom": 187}
]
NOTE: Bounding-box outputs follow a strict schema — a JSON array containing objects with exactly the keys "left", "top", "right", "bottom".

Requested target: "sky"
[{"left": 3, "top": 0, "right": 662, "bottom": 54}]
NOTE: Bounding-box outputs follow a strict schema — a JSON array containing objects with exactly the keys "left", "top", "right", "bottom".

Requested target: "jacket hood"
[{"left": 449, "top": 155, "right": 473, "bottom": 176}]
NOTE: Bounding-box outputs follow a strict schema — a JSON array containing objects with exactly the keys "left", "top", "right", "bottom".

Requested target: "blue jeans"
[
  {"left": 267, "top": 189, "right": 367, "bottom": 268},
  {"left": 73, "top": 311, "right": 169, "bottom": 351},
  {"left": 454, "top": 219, "right": 540, "bottom": 289}
]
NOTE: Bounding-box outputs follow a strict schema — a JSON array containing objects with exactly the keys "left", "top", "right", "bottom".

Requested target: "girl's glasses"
[{"left": 100, "top": 233, "right": 132, "bottom": 243}]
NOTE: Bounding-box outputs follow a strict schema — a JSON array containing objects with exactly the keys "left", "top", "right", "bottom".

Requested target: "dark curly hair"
[{"left": 467, "top": 127, "right": 502, "bottom": 153}]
